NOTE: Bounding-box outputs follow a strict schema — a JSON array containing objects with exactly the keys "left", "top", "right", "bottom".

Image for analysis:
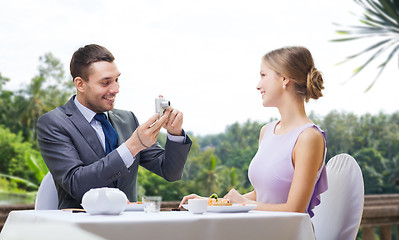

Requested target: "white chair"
[
  {"left": 312, "top": 153, "right": 364, "bottom": 240},
  {"left": 35, "top": 172, "right": 59, "bottom": 210}
]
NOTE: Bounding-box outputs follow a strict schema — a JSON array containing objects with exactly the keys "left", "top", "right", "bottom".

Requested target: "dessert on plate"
[{"left": 207, "top": 193, "right": 232, "bottom": 206}]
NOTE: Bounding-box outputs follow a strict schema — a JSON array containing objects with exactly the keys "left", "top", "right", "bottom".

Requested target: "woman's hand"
[
  {"left": 179, "top": 194, "right": 205, "bottom": 208},
  {"left": 223, "top": 189, "right": 248, "bottom": 204}
]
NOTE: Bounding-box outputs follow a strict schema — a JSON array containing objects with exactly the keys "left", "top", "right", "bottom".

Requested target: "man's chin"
[
  {"left": 95, "top": 105, "right": 114, "bottom": 113},
  {"left": 102, "top": 100, "right": 115, "bottom": 111},
  {"left": 104, "top": 105, "right": 115, "bottom": 112}
]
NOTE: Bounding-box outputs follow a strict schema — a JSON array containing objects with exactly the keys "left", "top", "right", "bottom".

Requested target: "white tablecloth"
[{"left": 0, "top": 210, "right": 315, "bottom": 240}]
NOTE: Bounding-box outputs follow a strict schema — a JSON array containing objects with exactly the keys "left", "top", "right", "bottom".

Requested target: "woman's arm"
[{"left": 243, "top": 190, "right": 256, "bottom": 201}]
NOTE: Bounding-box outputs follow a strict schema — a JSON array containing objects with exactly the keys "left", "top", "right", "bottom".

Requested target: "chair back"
[
  {"left": 312, "top": 153, "right": 364, "bottom": 240},
  {"left": 35, "top": 172, "right": 58, "bottom": 210}
]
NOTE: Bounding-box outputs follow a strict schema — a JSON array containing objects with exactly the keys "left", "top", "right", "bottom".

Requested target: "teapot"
[{"left": 81, "top": 187, "right": 127, "bottom": 215}]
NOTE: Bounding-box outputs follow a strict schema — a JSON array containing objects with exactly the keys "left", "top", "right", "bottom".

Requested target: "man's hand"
[
  {"left": 163, "top": 107, "right": 183, "bottom": 136},
  {"left": 125, "top": 112, "right": 169, "bottom": 156}
]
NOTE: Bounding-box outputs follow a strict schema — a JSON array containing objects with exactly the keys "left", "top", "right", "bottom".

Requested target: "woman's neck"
[{"left": 276, "top": 98, "right": 311, "bottom": 134}]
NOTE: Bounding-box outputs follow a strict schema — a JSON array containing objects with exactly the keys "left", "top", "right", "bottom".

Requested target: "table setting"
[{"left": 0, "top": 188, "right": 316, "bottom": 240}]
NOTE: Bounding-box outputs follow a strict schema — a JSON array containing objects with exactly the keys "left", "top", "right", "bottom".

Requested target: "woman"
[{"left": 180, "top": 46, "right": 327, "bottom": 217}]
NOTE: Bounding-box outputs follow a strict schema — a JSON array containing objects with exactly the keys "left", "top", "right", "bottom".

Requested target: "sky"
[{"left": 1, "top": 0, "right": 398, "bottom": 136}]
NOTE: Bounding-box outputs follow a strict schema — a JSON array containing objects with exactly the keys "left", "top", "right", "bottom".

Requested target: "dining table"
[{"left": 0, "top": 208, "right": 315, "bottom": 240}]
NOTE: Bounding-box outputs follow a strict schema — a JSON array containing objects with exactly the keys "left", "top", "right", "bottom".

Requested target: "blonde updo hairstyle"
[{"left": 262, "top": 46, "right": 324, "bottom": 102}]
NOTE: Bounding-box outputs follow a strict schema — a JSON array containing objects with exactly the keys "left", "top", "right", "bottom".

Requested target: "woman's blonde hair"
[{"left": 262, "top": 46, "right": 324, "bottom": 102}]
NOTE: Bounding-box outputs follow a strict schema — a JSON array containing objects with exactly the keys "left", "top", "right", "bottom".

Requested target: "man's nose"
[{"left": 110, "top": 81, "right": 119, "bottom": 94}]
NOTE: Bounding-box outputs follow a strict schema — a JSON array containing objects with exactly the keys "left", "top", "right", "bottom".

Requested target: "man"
[{"left": 37, "top": 44, "right": 192, "bottom": 209}]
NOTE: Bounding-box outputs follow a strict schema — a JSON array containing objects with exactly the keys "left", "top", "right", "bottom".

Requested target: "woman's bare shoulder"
[
  {"left": 298, "top": 127, "right": 324, "bottom": 145},
  {"left": 259, "top": 123, "right": 271, "bottom": 143}
]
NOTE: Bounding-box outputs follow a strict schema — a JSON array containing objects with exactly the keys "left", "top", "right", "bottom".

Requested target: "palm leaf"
[
  {"left": 365, "top": 44, "right": 399, "bottom": 91},
  {"left": 0, "top": 173, "right": 39, "bottom": 189},
  {"left": 375, "top": 0, "right": 399, "bottom": 21},
  {"left": 333, "top": 0, "right": 399, "bottom": 90},
  {"left": 338, "top": 39, "right": 392, "bottom": 64},
  {"left": 359, "top": 0, "right": 398, "bottom": 26},
  {"left": 352, "top": 40, "right": 397, "bottom": 76}
]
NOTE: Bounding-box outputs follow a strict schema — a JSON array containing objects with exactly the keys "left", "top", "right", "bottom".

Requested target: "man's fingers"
[
  {"left": 142, "top": 113, "right": 160, "bottom": 128},
  {"left": 149, "top": 113, "right": 169, "bottom": 134},
  {"left": 166, "top": 109, "right": 177, "bottom": 126},
  {"left": 166, "top": 109, "right": 183, "bottom": 127},
  {"left": 171, "top": 112, "right": 183, "bottom": 127}
]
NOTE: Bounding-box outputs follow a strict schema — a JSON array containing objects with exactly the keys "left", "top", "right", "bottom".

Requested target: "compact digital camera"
[{"left": 155, "top": 97, "right": 170, "bottom": 118}]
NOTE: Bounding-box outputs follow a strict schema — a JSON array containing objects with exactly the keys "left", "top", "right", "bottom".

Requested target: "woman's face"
[{"left": 256, "top": 62, "right": 284, "bottom": 107}]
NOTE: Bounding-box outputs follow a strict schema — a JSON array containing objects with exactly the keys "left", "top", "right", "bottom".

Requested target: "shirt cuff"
[
  {"left": 167, "top": 129, "right": 186, "bottom": 143},
  {"left": 117, "top": 143, "right": 135, "bottom": 168}
]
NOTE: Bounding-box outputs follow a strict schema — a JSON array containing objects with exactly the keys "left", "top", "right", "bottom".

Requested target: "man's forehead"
[{"left": 87, "top": 61, "right": 121, "bottom": 80}]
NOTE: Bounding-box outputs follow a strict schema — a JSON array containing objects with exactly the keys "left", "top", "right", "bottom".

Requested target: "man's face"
[{"left": 78, "top": 61, "right": 121, "bottom": 113}]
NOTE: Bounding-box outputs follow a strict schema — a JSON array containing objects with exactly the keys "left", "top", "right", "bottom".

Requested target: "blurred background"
[{"left": 0, "top": 0, "right": 398, "bottom": 213}]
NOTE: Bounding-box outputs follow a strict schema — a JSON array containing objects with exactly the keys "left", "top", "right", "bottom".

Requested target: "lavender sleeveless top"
[{"left": 248, "top": 120, "right": 328, "bottom": 217}]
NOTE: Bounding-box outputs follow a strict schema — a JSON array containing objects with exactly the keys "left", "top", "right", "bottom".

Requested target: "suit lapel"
[{"left": 64, "top": 96, "right": 105, "bottom": 157}]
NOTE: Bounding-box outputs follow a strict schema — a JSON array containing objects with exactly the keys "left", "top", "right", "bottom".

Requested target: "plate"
[
  {"left": 125, "top": 203, "right": 145, "bottom": 211},
  {"left": 182, "top": 204, "right": 256, "bottom": 213},
  {"left": 207, "top": 204, "right": 256, "bottom": 213}
]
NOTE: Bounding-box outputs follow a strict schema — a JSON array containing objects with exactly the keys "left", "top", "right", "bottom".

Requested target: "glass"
[{"left": 142, "top": 196, "right": 162, "bottom": 213}]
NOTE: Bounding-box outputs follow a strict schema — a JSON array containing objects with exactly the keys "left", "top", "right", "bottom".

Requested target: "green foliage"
[
  {"left": 199, "top": 120, "right": 265, "bottom": 168},
  {"left": 318, "top": 111, "right": 399, "bottom": 194},
  {"left": 354, "top": 148, "right": 386, "bottom": 193},
  {"left": 0, "top": 53, "right": 68, "bottom": 193},
  {"left": 0, "top": 53, "right": 74, "bottom": 146},
  {"left": 0, "top": 126, "right": 47, "bottom": 191}
]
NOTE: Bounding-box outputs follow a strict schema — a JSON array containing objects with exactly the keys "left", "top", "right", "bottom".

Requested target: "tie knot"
[{"left": 94, "top": 113, "right": 107, "bottom": 123}]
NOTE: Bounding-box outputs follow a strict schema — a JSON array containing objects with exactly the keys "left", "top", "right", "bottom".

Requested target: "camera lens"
[{"left": 160, "top": 100, "right": 170, "bottom": 108}]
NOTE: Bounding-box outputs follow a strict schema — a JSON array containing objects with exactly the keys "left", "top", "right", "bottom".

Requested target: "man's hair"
[{"left": 70, "top": 44, "right": 115, "bottom": 81}]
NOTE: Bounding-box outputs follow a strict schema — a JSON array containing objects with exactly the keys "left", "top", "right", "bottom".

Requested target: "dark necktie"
[{"left": 94, "top": 113, "right": 118, "bottom": 154}]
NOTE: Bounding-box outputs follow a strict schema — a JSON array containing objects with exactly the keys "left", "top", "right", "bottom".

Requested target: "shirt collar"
[{"left": 74, "top": 96, "right": 99, "bottom": 123}]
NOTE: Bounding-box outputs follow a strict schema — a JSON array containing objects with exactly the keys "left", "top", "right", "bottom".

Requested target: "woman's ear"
[{"left": 282, "top": 77, "right": 290, "bottom": 87}]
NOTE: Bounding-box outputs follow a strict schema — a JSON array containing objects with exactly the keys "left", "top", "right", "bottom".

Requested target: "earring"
[{"left": 283, "top": 84, "right": 286, "bottom": 89}]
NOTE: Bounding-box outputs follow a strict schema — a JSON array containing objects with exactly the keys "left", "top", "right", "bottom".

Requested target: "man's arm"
[{"left": 139, "top": 133, "right": 192, "bottom": 181}]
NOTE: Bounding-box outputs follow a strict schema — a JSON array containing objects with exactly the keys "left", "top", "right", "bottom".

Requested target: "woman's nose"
[{"left": 256, "top": 80, "right": 261, "bottom": 90}]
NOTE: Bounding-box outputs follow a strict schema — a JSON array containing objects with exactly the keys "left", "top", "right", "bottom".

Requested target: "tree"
[
  {"left": 201, "top": 120, "right": 264, "bottom": 168},
  {"left": 0, "top": 74, "right": 23, "bottom": 135},
  {"left": 333, "top": 0, "right": 399, "bottom": 91},
  {"left": 354, "top": 148, "right": 387, "bottom": 194},
  {"left": 18, "top": 53, "right": 74, "bottom": 143},
  {"left": 318, "top": 111, "right": 361, "bottom": 160},
  {"left": 0, "top": 53, "right": 74, "bottom": 144}
]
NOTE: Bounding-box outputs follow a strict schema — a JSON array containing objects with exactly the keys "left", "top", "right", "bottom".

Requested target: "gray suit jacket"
[{"left": 37, "top": 96, "right": 192, "bottom": 209}]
